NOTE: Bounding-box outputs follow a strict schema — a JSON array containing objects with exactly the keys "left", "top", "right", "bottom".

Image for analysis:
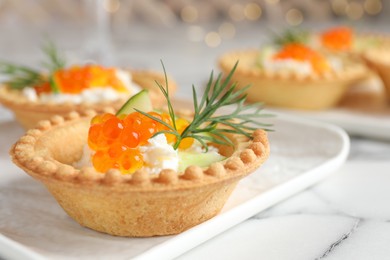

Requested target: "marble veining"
[
  {"left": 316, "top": 219, "right": 361, "bottom": 259},
  {"left": 177, "top": 160, "right": 390, "bottom": 260}
]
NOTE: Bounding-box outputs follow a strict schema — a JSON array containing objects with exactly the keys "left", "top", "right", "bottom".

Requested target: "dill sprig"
[
  {"left": 0, "top": 62, "right": 46, "bottom": 89},
  {"left": 0, "top": 41, "right": 65, "bottom": 92},
  {"left": 42, "top": 40, "right": 66, "bottom": 73},
  {"left": 271, "top": 28, "right": 309, "bottom": 47},
  {"left": 138, "top": 61, "right": 273, "bottom": 151}
]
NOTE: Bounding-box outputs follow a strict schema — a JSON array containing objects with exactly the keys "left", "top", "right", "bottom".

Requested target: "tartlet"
[
  {"left": 218, "top": 48, "right": 367, "bottom": 110},
  {"left": 10, "top": 65, "right": 271, "bottom": 237},
  {"left": 10, "top": 110, "right": 269, "bottom": 237},
  {"left": 362, "top": 47, "right": 390, "bottom": 101},
  {"left": 315, "top": 26, "right": 389, "bottom": 108},
  {"left": 0, "top": 69, "right": 176, "bottom": 129}
]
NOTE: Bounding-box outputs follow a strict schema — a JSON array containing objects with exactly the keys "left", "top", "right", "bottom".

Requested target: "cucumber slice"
[
  {"left": 116, "top": 89, "right": 153, "bottom": 116},
  {"left": 49, "top": 75, "right": 60, "bottom": 94},
  {"left": 178, "top": 150, "right": 225, "bottom": 172},
  {"left": 257, "top": 45, "right": 275, "bottom": 68}
]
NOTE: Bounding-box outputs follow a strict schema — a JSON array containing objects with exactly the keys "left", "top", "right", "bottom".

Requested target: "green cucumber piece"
[
  {"left": 116, "top": 89, "right": 152, "bottom": 116},
  {"left": 49, "top": 75, "right": 60, "bottom": 94},
  {"left": 257, "top": 45, "right": 275, "bottom": 68},
  {"left": 178, "top": 150, "right": 225, "bottom": 172}
]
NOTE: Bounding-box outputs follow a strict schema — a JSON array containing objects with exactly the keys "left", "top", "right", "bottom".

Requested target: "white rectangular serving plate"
[
  {"left": 0, "top": 111, "right": 349, "bottom": 260},
  {"left": 269, "top": 107, "right": 390, "bottom": 141}
]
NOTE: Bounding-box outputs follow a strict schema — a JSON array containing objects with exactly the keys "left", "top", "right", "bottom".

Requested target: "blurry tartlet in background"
[
  {"left": 218, "top": 42, "right": 367, "bottom": 110},
  {"left": 315, "top": 26, "right": 389, "bottom": 109},
  {"left": 363, "top": 46, "right": 390, "bottom": 103},
  {"left": 0, "top": 43, "right": 176, "bottom": 129}
]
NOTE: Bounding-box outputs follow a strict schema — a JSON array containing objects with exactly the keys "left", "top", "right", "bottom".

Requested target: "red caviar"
[
  {"left": 34, "top": 82, "right": 51, "bottom": 95},
  {"left": 273, "top": 43, "right": 331, "bottom": 73},
  {"left": 321, "top": 27, "right": 353, "bottom": 51},
  {"left": 168, "top": 118, "right": 194, "bottom": 150},
  {"left": 35, "top": 65, "right": 128, "bottom": 94},
  {"left": 88, "top": 111, "right": 194, "bottom": 174}
]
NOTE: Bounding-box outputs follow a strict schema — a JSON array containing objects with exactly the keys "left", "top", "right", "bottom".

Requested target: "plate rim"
[{"left": 268, "top": 107, "right": 390, "bottom": 140}]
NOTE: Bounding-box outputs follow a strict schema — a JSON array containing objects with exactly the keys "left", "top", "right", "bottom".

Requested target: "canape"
[
  {"left": 10, "top": 64, "right": 271, "bottom": 237},
  {"left": 0, "top": 43, "right": 176, "bottom": 129},
  {"left": 218, "top": 43, "right": 367, "bottom": 110},
  {"left": 363, "top": 47, "right": 390, "bottom": 101}
]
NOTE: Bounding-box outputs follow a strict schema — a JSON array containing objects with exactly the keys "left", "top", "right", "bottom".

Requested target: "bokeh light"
[
  {"left": 229, "top": 4, "right": 245, "bottom": 22},
  {"left": 103, "top": 0, "right": 120, "bottom": 13},
  {"left": 187, "top": 25, "right": 204, "bottom": 42},
  {"left": 331, "top": 0, "right": 348, "bottom": 15},
  {"left": 265, "top": 0, "right": 280, "bottom": 4},
  {"left": 219, "top": 22, "right": 236, "bottom": 39},
  {"left": 205, "top": 31, "right": 221, "bottom": 48},
  {"left": 364, "top": 0, "right": 382, "bottom": 15},
  {"left": 285, "top": 8, "right": 304, "bottom": 26},
  {"left": 244, "top": 3, "right": 262, "bottom": 21},
  {"left": 181, "top": 5, "right": 198, "bottom": 23},
  {"left": 346, "top": 2, "right": 364, "bottom": 20}
]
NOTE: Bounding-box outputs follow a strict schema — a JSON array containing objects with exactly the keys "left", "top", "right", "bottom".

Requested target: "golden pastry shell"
[
  {"left": 362, "top": 47, "right": 390, "bottom": 101},
  {"left": 0, "top": 69, "right": 176, "bottom": 129},
  {"left": 10, "top": 110, "right": 270, "bottom": 237},
  {"left": 218, "top": 49, "right": 368, "bottom": 110}
]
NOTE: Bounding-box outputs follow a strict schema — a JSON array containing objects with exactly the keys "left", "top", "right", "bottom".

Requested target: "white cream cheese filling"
[
  {"left": 22, "top": 69, "right": 141, "bottom": 104},
  {"left": 258, "top": 46, "right": 342, "bottom": 75},
  {"left": 75, "top": 134, "right": 224, "bottom": 175},
  {"left": 139, "top": 134, "right": 179, "bottom": 174}
]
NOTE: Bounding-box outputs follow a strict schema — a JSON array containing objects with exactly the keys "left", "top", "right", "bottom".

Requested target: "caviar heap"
[
  {"left": 35, "top": 65, "right": 128, "bottom": 95},
  {"left": 273, "top": 43, "right": 330, "bottom": 73},
  {"left": 321, "top": 27, "right": 353, "bottom": 51},
  {"left": 1, "top": 43, "right": 132, "bottom": 95},
  {"left": 88, "top": 111, "right": 193, "bottom": 174}
]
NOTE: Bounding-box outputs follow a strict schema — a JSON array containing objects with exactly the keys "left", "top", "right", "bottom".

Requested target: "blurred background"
[{"left": 0, "top": 0, "right": 388, "bottom": 98}]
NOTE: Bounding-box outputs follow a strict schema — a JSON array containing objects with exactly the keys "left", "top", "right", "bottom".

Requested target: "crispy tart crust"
[
  {"left": 363, "top": 47, "right": 390, "bottom": 101},
  {"left": 0, "top": 70, "right": 176, "bottom": 129},
  {"left": 353, "top": 33, "right": 390, "bottom": 54},
  {"left": 218, "top": 49, "right": 367, "bottom": 110},
  {"left": 10, "top": 110, "right": 270, "bottom": 237}
]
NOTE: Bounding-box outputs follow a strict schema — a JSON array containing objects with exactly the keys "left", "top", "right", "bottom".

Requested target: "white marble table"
[
  {"left": 177, "top": 140, "right": 390, "bottom": 260},
  {"left": 1, "top": 20, "right": 390, "bottom": 259}
]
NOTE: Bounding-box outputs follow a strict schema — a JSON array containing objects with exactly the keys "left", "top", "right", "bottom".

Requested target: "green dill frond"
[
  {"left": 0, "top": 62, "right": 45, "bottom": 89},
  {"left": 271, "top": 28, "right": 309, "bottom": 47},
  {"left": 41, "top": 40, "right": 66, "bottom": 72},
  {"left": 0, "top": 40, "right": 66, "bottom": 92},
  {"left": 140, "top": 61, "right": 273, "bottom": 151}
]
